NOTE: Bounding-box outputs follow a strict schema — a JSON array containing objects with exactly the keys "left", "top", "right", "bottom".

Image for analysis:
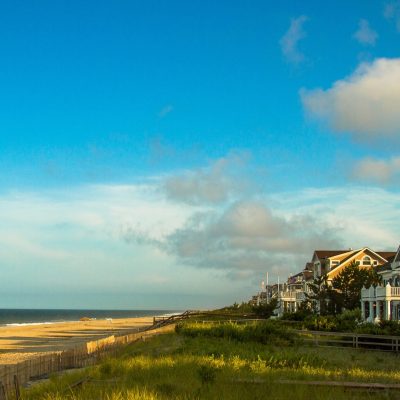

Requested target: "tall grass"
[
  {"left": 175, "top": 320, "right": 298, "bottom": 345},
  {"left": 23, "top": 326, "right": 400, "bottom": 400}
]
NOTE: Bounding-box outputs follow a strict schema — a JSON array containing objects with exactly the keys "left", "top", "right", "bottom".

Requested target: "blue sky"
[{"left": 1, "top": 1, "right": 400, "bottom": 309}]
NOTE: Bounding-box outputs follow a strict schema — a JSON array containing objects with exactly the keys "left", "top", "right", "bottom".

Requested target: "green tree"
[
  {"left": 252, "top": 297, "right": 278, "bottom": 318},
  {"left": 331, "top": 261, "right": 381, "bottom": 311},
  {"left": 305, "top": 275, "right": 337, "bottom": 315}
]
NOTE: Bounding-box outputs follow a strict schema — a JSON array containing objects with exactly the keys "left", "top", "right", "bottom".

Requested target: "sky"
[{"left": 1, "top": 0, "right": 400, "bottom": 309}]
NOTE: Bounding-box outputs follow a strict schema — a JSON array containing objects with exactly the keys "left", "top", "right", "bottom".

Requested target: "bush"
[
  {"left": 353, "top": 320, "right": 400, "bottom": 336},
  {"left": 176, "top": 321, "right": 299, "bottom": 346},
  {"left": 303, "top": 315, "right": 338, "bottom": 331},
  {"left": 335, "top": 309, "right": 361, "bottom": 332},
  {"left": 302, "top": 309, "right": 362, "bottom": 332},
  {"left": 378, "top": 320, "right": 400, "bottom": 335},
  {"left": 281, "top": 309, "right": 311, "bottom": 321}
]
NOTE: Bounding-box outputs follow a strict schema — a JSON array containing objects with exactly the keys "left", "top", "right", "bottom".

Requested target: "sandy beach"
[{"left": 0, "top": 317, "right": 154, "bottom": 365}]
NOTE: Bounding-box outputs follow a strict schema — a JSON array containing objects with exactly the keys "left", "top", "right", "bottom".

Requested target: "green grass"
[{"left": 23, "top": 322, "right": 400, "bottom": 400}]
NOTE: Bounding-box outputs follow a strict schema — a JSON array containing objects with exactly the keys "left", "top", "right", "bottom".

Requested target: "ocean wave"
[{"left": 5, "top": 321, "right": 57, "bottom": 327}]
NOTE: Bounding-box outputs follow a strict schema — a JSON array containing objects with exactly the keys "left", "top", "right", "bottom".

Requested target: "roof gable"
[
  {"left": 327, "top": 247, "right": 392, "bottom": 279},
  {"left": 394, "top": 246, "right": 400, "bottom": 263},
  {"left": 313, "top": 250, "right": 350, "bottom": 261}
]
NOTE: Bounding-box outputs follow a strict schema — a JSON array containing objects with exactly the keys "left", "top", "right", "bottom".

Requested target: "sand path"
[{"left": 0, "top": 317, "right": 154, "bottom": 364}]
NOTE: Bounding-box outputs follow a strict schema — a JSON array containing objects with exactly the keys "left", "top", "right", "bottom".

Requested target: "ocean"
[{"left": 0, "top": 309, "right": 181, "bottom": 326}]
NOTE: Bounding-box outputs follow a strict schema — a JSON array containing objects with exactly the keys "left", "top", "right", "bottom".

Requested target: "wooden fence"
[
  {"left": 190, "top": 319, "right": 400, "bottom": 352},
  {"left": 0, "top": 322, "right": 175, "bottom": 399},
  {"left": 296, "top": 330, "right": 400, "bottom": 352}
]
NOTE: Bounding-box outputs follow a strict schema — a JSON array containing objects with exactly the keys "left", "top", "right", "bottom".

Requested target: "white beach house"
[{"left": 361, "top": 246, "right": 400, "bottom": 322}]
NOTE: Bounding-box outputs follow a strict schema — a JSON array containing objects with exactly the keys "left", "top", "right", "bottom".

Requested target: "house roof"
[
  {"left": 314, "top": 250, "right": 350, "bottom": 259},
  {"left": 334, "top": 250, "right": 359, "bottom": 265},
  {"left": 377, "top": 262, "right": 392, "bottom": 272},
  {"left": 288, "top": 272, "right": 303, "bottom": 284},
  {"left": 377, "top": 252, "right": 396, "bottom": 262},
  {"left": 304, "top": 262, "right": 313, "bottom": 271}
]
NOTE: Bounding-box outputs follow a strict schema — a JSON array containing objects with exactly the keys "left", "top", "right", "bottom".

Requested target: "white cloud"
[
  {"left": 384, "top": 1, "right": 400, "bottom": 31},
  {"left": 301, "top": 58, "right": 400, "bottom": 141},
  {"left": 3, "top": 177, "right": 400, "bottom": 308},
  {"left": 162, "top": 200, "right": 341, "bottom": 277},
  {"left": 352, "top": 156, "right": 400, "bottom": 184},
  {"left": 162, "top": 152, "right": 253, "bottom": 205},
  {"left": 353, "top": 19, "right": 378, "bottom": 45},
  {"left": 271, "top": 186, "right": 400, "bottom": 250},
  {"left": 280, "top": 15, "right": 309, "bottom": 64}
]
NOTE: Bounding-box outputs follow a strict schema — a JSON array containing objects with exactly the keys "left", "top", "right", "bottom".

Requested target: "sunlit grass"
[{"left": 23, "top": 325, "right": 400, "bottom": 400}]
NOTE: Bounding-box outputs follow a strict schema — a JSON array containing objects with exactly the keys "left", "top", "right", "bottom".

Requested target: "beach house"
[
  {"left": 361, "top": 246, "right": 400, "bottom": 322},
  {"left": 276, "top": 247, "right": 395, "bottom": 316}
]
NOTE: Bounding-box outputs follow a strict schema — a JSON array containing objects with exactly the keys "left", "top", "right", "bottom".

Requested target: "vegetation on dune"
[
  {"left": 23, "top": 323, "right": 400, "bottom": 400},
  {"left": 175, "top": 319, "right": 297, "bottom": 345}
]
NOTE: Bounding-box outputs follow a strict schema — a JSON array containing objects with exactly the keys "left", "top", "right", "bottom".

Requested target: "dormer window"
[{"left": 362, "top": 256, "right": 371, "bottom": 266}]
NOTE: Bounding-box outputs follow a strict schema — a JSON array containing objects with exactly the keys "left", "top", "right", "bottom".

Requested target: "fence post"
[
  {"left": 13, "top": 375, "right": 20, "bottom": 400},
  {"left": 0, "top": 381, "right": 6, "bottom": 400}
]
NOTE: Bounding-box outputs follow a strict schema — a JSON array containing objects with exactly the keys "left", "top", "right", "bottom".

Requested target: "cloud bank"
[
  {"left": 352, "top": 156, "right": 400, "bottom": 184},
  {"left": 162, "top": 152, "right": 252, "bottom": 205},
  {"left": 162, "top": 201, "right": 342, "bottom": 277},
  {"left": 301, "top": 58, "right": 400, "bottom": 141},
  {"left": 2, "top": 179, "right": 400, "bottom": 307}
]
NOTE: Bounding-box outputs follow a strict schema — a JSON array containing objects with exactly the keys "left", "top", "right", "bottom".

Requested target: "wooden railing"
[
  {"left": 152, "top": 310, "right": 194, "bottom": 327},
  {"left": 183, "top": 319, "right": 400, "bottom": 353},
  {"left": 296, "top": 330, "right": 400, "bottom": 352}
]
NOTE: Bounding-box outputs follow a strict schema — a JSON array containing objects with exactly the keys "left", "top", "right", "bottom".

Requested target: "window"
[
  {"left": 362, "top": 256, "right": 371, "bottom": 266},
  {"left": 331, "top": 261, "right": 339, "bottom": 266}
]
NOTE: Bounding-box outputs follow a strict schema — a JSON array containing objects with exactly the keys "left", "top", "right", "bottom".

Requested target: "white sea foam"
[{"left": 5, "top": 321, "right": 57, "bottom": 327}]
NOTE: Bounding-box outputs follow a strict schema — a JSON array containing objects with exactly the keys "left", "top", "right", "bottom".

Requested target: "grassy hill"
[{"left": 25, "top": 321, "right": 400, "bottom": 400}]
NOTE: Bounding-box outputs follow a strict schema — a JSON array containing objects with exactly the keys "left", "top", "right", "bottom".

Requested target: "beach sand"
[{"left": 0, "top": 317, "right": 154, "bottom": 365}]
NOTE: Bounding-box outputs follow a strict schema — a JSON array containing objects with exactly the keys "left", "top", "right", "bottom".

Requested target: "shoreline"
[
  {"left": 0, "top": 309, "right": 181, "bottom": 327},
  {"left": 0, "top": 316, "right": 157, "bottom": 365},
  {"left": 1, "top": 312, "right": 181, "bottom": 327}
]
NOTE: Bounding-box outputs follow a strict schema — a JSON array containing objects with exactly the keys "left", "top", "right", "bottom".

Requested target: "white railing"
[
  {"left": 376, "top": 286, "right": 386, "bottom": 298},
  {"left": 279, "top": 291, "right": 296, "bottom": 300},
  {"left": 361, "top": 285, "right": 400, "bottom": 300},
  {"left": 279, "top": 290, "right": 306, "bottom": 301}
]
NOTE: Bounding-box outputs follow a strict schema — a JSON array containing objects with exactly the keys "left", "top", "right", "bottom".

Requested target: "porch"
[{"left": 361, "top": 284, "right": 400, "bottom": 322}]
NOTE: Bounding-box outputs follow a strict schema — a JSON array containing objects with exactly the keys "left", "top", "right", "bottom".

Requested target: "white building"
[{"left": 361, "top": 246, "right": 400, "bottom": 322}]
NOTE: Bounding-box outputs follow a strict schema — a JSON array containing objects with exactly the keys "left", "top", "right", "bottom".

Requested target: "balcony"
[
  {"left": 361, "top": 284, "right": 400, "bottom": 301},
  {"left": 279, "top": 290, "right": 305, "bottom": 302}
]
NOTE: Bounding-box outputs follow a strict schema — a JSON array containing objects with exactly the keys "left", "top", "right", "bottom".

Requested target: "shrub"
[
  {"left": 335, "top": 309, "right": 361, "bottom": 332},
  {"left": 303, "top": 315, "right": 338, "bottom": 331},
  {"left": 281, "top": 309, "right": 311, "bottom": 321},
  {"left": 176, "top": 321, "right": 299, "bottom": 346},
  {"left": 377, "top": 320, "right": 400, "bottom": 335}
]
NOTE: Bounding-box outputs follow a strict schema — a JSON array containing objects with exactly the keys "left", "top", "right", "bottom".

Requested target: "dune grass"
[{"left": 23, "top": 322, "right": 400, "bottom": 399}]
